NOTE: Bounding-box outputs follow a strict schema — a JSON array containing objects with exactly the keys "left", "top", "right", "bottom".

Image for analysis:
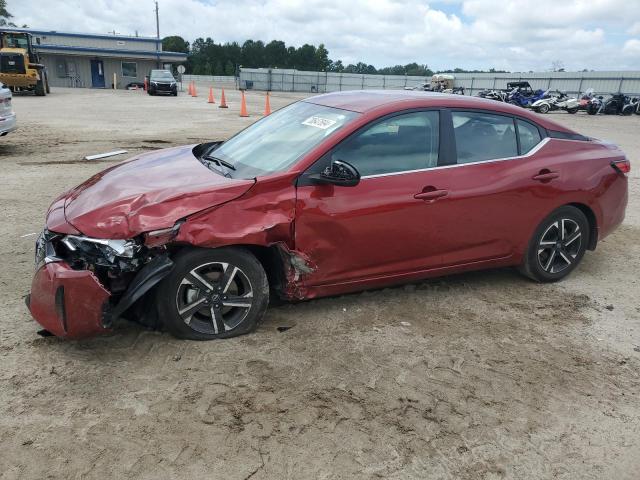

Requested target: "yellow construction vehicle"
[{"left": 0, "top": 30, "right": 49, "bottom": 96}]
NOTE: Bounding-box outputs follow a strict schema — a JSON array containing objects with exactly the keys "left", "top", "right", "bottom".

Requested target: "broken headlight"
[{"left": 60, "top": 235, "right": 141, "bottom": 264}]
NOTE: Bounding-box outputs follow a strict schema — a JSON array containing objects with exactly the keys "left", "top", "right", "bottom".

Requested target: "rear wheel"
[
  {"left": 567, "top": 107, "right": 578, "bottom": 114},
  {"left": 157, "top": 247, "right": 269, "bottom": 340},
  {"left": 520, "top": 206, "right": 589, "bottom": 282}
]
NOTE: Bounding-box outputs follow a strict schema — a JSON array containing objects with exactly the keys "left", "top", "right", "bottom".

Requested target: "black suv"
[{"left": 147, "top": 70, "right": 177, "bottom": 96}]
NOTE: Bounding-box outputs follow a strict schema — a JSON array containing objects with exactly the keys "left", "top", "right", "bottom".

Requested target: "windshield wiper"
[{"left": 203, "top": 155, "right": 236, "bottom": 171}]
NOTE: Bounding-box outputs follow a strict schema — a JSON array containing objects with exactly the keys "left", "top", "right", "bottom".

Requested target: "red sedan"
[{"left": 27, "top": 91, "right": 629, "bottom": 340}]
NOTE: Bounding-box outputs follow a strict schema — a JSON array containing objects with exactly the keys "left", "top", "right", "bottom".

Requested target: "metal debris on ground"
[{"left": 84, "top": 150, "right": 128, "bottom": 161}]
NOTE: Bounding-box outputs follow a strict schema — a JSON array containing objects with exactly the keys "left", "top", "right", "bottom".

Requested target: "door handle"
[
  {"left": 532, "top": 171, "right": 559, "bottom": 182},
  {"left": 414, "top": 189, "right": 448, "bottom": 201}
]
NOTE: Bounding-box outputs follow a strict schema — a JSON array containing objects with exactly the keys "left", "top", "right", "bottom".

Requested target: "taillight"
[{"left": 611, "top": 159, "right": 631, "bottom": 174}]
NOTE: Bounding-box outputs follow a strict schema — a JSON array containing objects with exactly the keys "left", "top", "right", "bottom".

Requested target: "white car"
[{"left": 0, "top": 82, "right": 16, "bottom": 136}]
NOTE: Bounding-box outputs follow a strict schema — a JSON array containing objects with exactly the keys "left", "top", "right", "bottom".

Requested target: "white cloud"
[
  {"left": 10, "top": 0, "right": 640, "bottom": 71},
  {"left": 622, "top": 39, "right": 640, "bottom": 57},
  {"left": 628, "top": 22, "right": 640, "bottom": 36}
]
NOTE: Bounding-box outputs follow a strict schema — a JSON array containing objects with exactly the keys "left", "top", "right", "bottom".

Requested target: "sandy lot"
[{"left": 0, "top": 86, "right": 638, "bottom": 480}]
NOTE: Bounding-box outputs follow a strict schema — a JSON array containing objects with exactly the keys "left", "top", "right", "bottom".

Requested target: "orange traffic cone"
[
  {"left": 187, "top": 81, "right": 192, "bottom": 96},
  {"left": 239, "top": 90, "right": 249, "bottom": 117},
  {"left": 264, "top": 92, "right": 271, "bottom": 116},
  {"left": 219, "top": 88, "right": 228, "bottom": 108},
  {"left": 207, "top": 86, "right": 215, "bottom": 104},
  {"left": 192, "top": 82, "right": 198, "bottom": 97}
]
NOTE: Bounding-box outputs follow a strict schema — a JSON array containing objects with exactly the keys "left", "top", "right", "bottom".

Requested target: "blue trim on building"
[
  {"left": 36, "top": 44, "right": 187, "bottom": 60},
  {"left": 5, "top": 27, "right": 161, "bottom": 44}
]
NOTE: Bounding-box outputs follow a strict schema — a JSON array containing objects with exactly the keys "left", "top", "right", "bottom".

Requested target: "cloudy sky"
[{"left": 11, "top": 0, "right": 640, "bottom": 71}]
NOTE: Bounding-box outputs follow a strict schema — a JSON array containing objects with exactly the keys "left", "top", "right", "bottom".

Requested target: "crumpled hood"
[{"left": 57, "top": 145, "right": 254, "bottom": 238}]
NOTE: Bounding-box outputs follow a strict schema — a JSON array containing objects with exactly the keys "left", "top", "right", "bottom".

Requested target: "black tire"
[
  {"left": 44, "top": 72, "right": 51, "bottom": 94},
  {"left": 35, "top": 76, "right": 46, "bottom": 96},
  {"left": 586, "top": 104, "right": 598, "bottom": 115},
  {"left": 519, "top": 206, "right": 589, "bottom": 283},
  {"left": 538, "top": 103, "right": 550, "bottom": 114},
  {"left": 567, "top": 107, "right": 578, "bottom": 114},
  {"left": 157, "top": 247, "right": 269, "bottom": 340}
]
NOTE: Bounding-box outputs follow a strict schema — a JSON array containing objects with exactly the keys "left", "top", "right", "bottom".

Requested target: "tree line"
[{"left": 162, "top": 36, "right": 508, "bottom": 76}]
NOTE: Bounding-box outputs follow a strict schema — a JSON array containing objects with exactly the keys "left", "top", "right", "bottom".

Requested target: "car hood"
[{"left": 57, "top": 145, "right": 255, "bottom": 238}]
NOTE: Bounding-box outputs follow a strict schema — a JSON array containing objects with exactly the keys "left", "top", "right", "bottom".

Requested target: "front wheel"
[
  {"left": 34, "top": 77, "right": 46, "bottom": 96},
  {"left": 538, "top": 103, "right": 550, "bottom": 114},
  {"left": 157, "top": 247, "right": 269, "bottom": 340},
  {"left": 519, "top": 206, "right": 589, "bottom": 282}
]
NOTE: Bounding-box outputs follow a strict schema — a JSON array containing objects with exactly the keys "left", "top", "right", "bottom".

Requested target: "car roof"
[{"left": 303, "top": 90, "right": 576, "bottom": 133}]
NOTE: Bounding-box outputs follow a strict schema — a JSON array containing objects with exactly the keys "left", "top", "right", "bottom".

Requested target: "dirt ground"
[{"left": 0, "top": 86, "right": 638, "bottom": 480}]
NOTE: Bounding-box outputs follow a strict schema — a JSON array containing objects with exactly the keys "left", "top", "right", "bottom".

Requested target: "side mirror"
[{"left": 308, "top": 160, "right": 360, "bottom": 187}]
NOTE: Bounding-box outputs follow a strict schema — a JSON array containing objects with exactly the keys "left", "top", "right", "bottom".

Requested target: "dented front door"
[{"left": 294, "top": 172, "right": 448, "bottom": 287}]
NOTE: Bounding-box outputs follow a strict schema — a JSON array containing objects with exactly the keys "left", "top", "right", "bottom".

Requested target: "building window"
[
  {"left": 122, "top": 62, "right": 137, "bottom": 78},
  {"left": 55, "top": 58, "right": 68, "bottom": 78}
]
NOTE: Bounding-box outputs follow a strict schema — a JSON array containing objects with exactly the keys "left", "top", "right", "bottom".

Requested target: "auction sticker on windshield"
[{"left": 302, "top": 116, "right": 337, "bottom": 130}]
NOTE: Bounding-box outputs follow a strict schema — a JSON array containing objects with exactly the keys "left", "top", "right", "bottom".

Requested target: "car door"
[
  {"left": 294, "top": 110, "right": 449, "bottom": 286},
  {"left": 415, "top": 110, "right": 553, "bottom": 267}
]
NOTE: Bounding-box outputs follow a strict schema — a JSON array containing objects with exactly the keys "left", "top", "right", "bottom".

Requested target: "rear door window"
[
  {"left": 452, "top": 111, "right": 518, "bottom": 163},
  {"left": 516, "top": 119, "right": 542, "bottom": 154},
  {"left": 331, "top": 111, "right": 439, "bottom": 176}
]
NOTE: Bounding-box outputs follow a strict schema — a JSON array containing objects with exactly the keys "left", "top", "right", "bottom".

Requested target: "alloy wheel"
[
  {"left": 175, "top": 261, "right": 253, "bottom": 335},
  {"left": 537, "top": 219, "right": 582, "bottom": 274}
]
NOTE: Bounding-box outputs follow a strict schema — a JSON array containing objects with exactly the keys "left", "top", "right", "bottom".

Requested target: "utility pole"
[{"left": 155, "top": 1, "right": 160, "bottom": 68}]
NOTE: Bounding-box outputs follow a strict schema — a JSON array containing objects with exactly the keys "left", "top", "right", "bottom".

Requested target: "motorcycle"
[
  {"left": 622, "top": 96, "right": 639, "bottom": 115},
  {"left": 531, "top": 91, "right": 579, "bottom": 114},
  {"left": 508, "top": 88, "right": 548, "bottom": 108},
  {"left": 483, "top": 89, "right": 508, "bottom": 102},
  {"left": 587, "top": 93, "right": 633, "bottom": 115},
  {"left": 578, "top": 88, "right": 595, "bottom": 111}
]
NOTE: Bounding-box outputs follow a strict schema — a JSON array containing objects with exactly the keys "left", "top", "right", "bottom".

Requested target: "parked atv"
[{"left": 532, "top": 91, "right": 579, "bottom": 114}]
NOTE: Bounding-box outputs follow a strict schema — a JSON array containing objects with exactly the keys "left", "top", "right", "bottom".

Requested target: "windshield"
[
  {"left": 2, "top": 33, "right": 29, "bottom": 49},
  {"left": 207, "top": 101, "right": 359, "bottom": 178},
  {"left": 150, "top": 71, "right": 175, "bottom": 81}
]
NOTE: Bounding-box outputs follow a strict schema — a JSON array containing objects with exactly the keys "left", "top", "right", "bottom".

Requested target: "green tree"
[
  {"left": 162, "top": 35, "right": 189, "bottom": 53},
  {"left": 0, "top": 0, "right": 15, "bottom": 26},
  {"left": 315, "top": 44, "right": 330, "bottom": 71},
  {"left": 264, "top": 40, "right": 287, "bottom": 67},
  {"left": 224, "top": 60, "right": 235, "bottom": 76}
]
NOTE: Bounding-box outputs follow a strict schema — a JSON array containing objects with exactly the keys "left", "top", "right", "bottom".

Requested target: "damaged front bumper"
[
  {"left": 27, "top": 262, "right": 111, "bottom": 338},
  {"left": 26, "top": 231, "right": 174, "bottom": 339}
]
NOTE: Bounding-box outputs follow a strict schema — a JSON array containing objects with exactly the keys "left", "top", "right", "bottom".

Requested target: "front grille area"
[
  {"left": 154, "top": 82, "right": 173, "bottom": 91},
  {"left": 0, "top": 53, "right": 26, "bottom": 74}
]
